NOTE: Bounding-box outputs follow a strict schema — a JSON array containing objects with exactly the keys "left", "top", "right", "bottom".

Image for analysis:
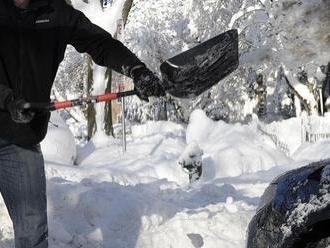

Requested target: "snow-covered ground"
[
  {"left": 0, "top": 0, "right": 327, "bottom": 247},
  {"left": 1, "top": 110, "right": 329, "bottom": 248}
]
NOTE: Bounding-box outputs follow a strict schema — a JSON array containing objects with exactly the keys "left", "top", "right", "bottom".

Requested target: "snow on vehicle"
[{"left": 247, "top": 160, "right": 330, "bottom": 248}]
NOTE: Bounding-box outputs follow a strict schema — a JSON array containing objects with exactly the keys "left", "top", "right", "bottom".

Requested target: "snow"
[
  {"left": 178, "top": 141, "right": 203, "bottom": 170},
  {"left": 41, "top": 112, "right": 77, "bottom": 165},
  {"left": 293, "top": 141, "right": 330, "bottom": 162},
  {"left": 0, "top": 0, "right": 328, "bottom": 246},
  {"left": 178, "top": 141, "right": 203, "bottom": 182},
  {"left": 283, "top": 68, "right": 319, "bottom": 115},
  {"left": 228, "top": 5, "right": 264, "bottom": 31},
  {"left": 71, "top": 0, "right": 124, "bottom": 35},
  {"left": 122, "top": 0, "right": 330, "bottom": 123},
  {"left": 2, "top": 110, "right": 330, "bottom": 247},
  {"left": 281, "top": 181, "right": 330, "bottom": 238},
  {"left": 187, "top": 110, "right": 292, "bottom": 178}
]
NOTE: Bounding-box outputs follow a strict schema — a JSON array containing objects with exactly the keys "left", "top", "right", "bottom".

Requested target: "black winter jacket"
[{"left": 0, "top": 0, "right": 143, "bottom": 146}]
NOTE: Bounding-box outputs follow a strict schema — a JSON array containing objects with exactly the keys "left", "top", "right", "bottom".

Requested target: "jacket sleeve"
[
  {"left": 0, "top": 84, "right": 12, "bottom": 110},
  {"left": 0, "top": 58, "right": 12, "bottom": 110},
  {"left": 67, "top": 6, "right": 144, "bottom": 76}
]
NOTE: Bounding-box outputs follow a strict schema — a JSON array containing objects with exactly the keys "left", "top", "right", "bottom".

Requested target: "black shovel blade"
[{"left": 160, "top": 29, "right": 239, "bottom": 98}]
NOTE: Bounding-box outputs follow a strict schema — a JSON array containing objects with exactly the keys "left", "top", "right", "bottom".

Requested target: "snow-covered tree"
[
  {"left": 53, "top": 0, "right": 135, "bottom": 140},
  {"left": 124, "top": 0, "right": 330, "bottom": 123}
]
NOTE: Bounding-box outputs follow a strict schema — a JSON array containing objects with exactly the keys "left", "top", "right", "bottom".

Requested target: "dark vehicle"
[{"left": 247, "top": 160, "right": 330, "bottom": 248}]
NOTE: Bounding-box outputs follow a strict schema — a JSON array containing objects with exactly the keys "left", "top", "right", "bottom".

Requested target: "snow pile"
[
  {"left": 41, "top": 112, "right": 77, "bottom": 165},
  {"left": 46, "top": 178, "right": 255, "bottom": 248},
  {"left": 178, "top": 142, "right": 203, "bottom": 182},
  {"left": 187, "top": 110, "right": 292, "bottom": 178},
  {"left": 40, "top": 115, "right": 266, "bottom": 247},
  {"left": 42, "top": 110, "right": 300, "bottom": 247},
  {"left": 258, "top": 117, "right": 302, "bottom": 155},
  {"left": 293, "top": 140, "right": 330, "bottom": 163},
  {"left": 71, "top": 0, "right": 124, "bottom": 35},
  {"left": 131, "top": 121, "right": 185, "bottom": 139},
  {"left": 2, "top": 110, "right": 330, "bottom": 247}
]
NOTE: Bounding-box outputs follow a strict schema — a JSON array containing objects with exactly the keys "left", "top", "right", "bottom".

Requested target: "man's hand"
[
  {"left": 131, "top": 66, "right": 166, "bottom": 101},
  {"left": 6, "top": 97, "right": 35, "bottom": 124}
]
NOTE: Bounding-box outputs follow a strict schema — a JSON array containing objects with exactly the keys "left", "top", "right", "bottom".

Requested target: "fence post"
[
  {"left": 301, "top": 117, "right": 305, "bottom": 144},
  {"left": 319, "top": 88, "right": 324, "bottom": 116},
  {"left": 122, "top": 96, "right": 127, "bottom": 153}
]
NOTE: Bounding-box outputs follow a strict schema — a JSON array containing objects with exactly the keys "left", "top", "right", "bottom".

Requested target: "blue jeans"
[{"left": 0, "top": 138, "right": 48, "bottom": 248}]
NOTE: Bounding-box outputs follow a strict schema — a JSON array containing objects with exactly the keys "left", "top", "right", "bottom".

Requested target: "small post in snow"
[
  {"left": 121, "top": 95, "right": 127, "bottom": 153},
  {"left": 116, "top": 18, "right": 127, "bottom": 153},
  {"left": 319, "top": 88, "right": 324, "bottom": 116}
]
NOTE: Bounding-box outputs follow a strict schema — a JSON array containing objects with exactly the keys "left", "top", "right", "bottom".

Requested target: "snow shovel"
[
  {"left": 27, "top": 29, "right": 239, "bottom": 111},
  {"left": 161, "top": 29, "right": 239, "bottom": 98}
]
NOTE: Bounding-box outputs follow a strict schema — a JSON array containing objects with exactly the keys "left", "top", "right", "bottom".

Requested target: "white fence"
[
  {"left": 301, "top": 114, "right": 330, "bottom": 144},
  {"left": 305, "top": 132, "right": 330, "bottom": 143},
  {"left": 258, "top": 125, "right": 291, "bottom": 156},
  {"left": 258, "top": 114, "right": 330, "bottom": 156}
]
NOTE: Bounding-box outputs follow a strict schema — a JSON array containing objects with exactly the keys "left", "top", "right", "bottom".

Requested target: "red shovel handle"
[
  {"left": 54, "top": 101, "right": 73, "bottom": 109},
  {"left": 28, "top": 90, "right": 137, "bottom": 111},
  {"left": 97, "top": 93, "right": 118, "bottom": 102}
]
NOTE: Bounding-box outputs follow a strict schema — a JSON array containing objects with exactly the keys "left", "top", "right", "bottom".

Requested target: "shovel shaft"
[
  {"left": 29, "top": 90, "right": 137, "bottom": 111},
  {"left": 27, "top": 30, "right": 239, "bottom": 111}
]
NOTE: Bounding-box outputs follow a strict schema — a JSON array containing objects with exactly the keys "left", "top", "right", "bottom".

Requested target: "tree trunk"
[
  {"left": 86, "top": 57, "right": 97, "bottom": 140},
  {"left": 122, "top": 0, "right": 134, "bottom": 25},
  {"left": 104, "top": 68, "right": 114, "bottom": 136},
  {"left": 103, "top": 0, "right": 134, "bottom": 136},
  {"left": 284, "top": 74, "right": 311, "bottom": 114}
]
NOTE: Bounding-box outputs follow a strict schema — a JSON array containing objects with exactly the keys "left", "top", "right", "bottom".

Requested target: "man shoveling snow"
[{"left": 0, "top": 0, "right": 164, "bottom": 246}]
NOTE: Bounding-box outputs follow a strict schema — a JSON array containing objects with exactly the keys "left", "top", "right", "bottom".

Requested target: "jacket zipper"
[
  {"left": 17, "top": 9, "right": 36, "bottom": 99},
  {"left": 14, "top": 9, "right": 24, "bottom": 99},
  {"left": 18, "top": 22, "right": 23, "bottom": 98}
]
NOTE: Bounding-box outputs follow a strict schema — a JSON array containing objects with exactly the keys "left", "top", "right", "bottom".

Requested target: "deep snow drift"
[{"left": 1, "top": 110, "right": 329, "bottom": 247}]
